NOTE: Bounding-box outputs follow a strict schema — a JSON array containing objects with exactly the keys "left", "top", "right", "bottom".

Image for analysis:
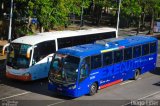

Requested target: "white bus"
[{"left": 2, "top": 27, "right": 117, "bottom": 81}]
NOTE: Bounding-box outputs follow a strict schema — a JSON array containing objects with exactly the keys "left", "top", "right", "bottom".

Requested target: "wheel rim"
[
  {"left": 135, "top": 70, "right": 139, "bottom": 79},
  {"left": 91, "top": 84, "right": 97, "bottom": 94}
]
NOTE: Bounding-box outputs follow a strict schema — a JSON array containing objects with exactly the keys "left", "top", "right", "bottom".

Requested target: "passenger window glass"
[
  {"left": 150, "top": 42, "right": 156, "bottom": 53},
  {"left": 72, "top": 36, "right": 86, "bottom": 46},
  {"left": 58, "top": 37, "right": 73, "bottom": 49},
  {"left": 124, "top": 47, "right": 132, "bottom": 60},
  {"left": 142, "top": 44, "right": 149, "bottom": 56},
  {"left": 103, "top": 52, "right": 113, "bottom": 66},
  {"left": 133, "top": 46, "right": 141, "bottom": 58},
  {"left": 114, "top": 50, "right": 123, "bottom": 63},
  {"left": 91, "top": 54, "right": 101, "bottom": 69}
]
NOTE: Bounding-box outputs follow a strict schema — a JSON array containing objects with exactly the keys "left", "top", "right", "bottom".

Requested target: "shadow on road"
[
  {"left": 153, "top": 82, "right": 160, "bottom": 86},
  {"left": 150, "top": 67, "right": 160, "bottom": 76},
  {"left": 150, "top": 67, "right": 160, "bottom": 87}
]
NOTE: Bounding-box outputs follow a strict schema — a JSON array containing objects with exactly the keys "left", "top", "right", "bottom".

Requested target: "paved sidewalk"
[{"left": 0, "top": 40, "right": 7, "bottom": 46}]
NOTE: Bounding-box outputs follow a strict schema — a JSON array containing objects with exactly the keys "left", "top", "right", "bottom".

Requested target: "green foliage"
[
  {"left": 28, "top": 0, "right": 90, "bottom": 30},
  {"left": 94, "top": 0, "right": 113, "bottom": 8},
  {"left": 121, "top": 0, "right": 142, "bottom": 17},
  {"left": 144, "top": 0, "right": 160, "bottom": 15},
  {"left": 15, "top": 25, "right": 33, "bottom": 36}
]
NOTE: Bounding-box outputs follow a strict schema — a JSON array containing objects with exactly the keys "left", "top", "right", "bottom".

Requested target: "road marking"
[
  {"left": 120, "top": 78, "right": 142, "bottom": 86},
  {"left": 121, "top": 91, "right": 160, "bottom": 106},
  {"left": 138, "top": 91, "right": 160, "bottom": 100},
  {"left": 47, "top": 101, "right": 65, "bottom": 106},
  {"left": 120, "top": 81, "right": 133, "bottom": 85},
  {"left": 0, "top": 92, "right": 30, "bottom": 100}
]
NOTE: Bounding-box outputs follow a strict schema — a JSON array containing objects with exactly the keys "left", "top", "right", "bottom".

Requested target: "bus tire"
[
  {"left": 133, "top": 69, "right": 140, "bottom": 80},
  {"left": 89, "top": 83, "right": 98, "bottom": 96}
]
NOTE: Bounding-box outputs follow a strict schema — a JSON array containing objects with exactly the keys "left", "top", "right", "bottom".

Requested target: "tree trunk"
[
  {"left": 141, "top": 12, "right": 145, "bottom": 30},
  {"left": 27, "top": 17, "right": 31, "bottom": 29},
  {"left": 39, "top": 23, "right": 44, "bottom": 33},
  {"left": 40, "top": 26, "right": 44, "bottom": 33},
  {"left": 136, "top": 16, "right": 141, "bottom": 35},
  {"left": 149, "top": 10, "right": 154, "bottom": 35},
  {"left": 97, "top": 8, "right": 103, "bottom": 25}
]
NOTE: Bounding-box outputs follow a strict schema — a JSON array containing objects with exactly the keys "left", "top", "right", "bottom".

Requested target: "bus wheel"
[
  {"left": 133, "top": 69, "right": 140, "bottom": 80},
  {"left": 89, "top": 83, "right": 97, "bottom": 96}
]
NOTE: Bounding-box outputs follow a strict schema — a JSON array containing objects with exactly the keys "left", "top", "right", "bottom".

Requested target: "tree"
[
  {"left": 28, "top": 0, "right": 90, "bottom": 32},
  {"left": 121, "top": 0, "right": 142, "bottom": 34},
  {"left": 91, "top": 0, "right": 113, "bottom": 25},
  {"left": 145, "top": 0, "right": 160, "bottom": 34}
]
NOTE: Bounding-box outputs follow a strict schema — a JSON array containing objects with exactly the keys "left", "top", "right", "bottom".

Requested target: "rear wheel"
[
  {"left": 89, "top": 83, "right": 98, "bottom": 96},
  {"left": 133, "top": 69, "right": 140, "bottom": 80}
]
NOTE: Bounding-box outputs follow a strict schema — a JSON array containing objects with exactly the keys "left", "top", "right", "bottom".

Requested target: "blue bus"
[{"left": 48, "top": 35, "right": 158, "bottom": 97}]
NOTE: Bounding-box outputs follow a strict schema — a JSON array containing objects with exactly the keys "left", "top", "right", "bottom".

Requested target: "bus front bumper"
[
  {"left": 48, "top": 83, "right": 78, "bottom": 98},
  {"left": 6, "top": 72, "right": 32, "bottom": 81}
]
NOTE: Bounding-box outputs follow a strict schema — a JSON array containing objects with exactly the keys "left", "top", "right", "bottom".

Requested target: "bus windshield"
[
  {"left": 7, "top": 43, "right": 32, "bottom": 69},
  {"left": 49, "top": 53, "right": 80, "bottom": 84}
]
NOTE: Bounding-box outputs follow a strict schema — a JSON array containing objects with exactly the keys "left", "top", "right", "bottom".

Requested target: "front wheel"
[
  {"left": 89, "top": 83, "right": 98, "bottom": 96},
  {"left": 133, "top": 69, "right": 140, "bottom": 80}
]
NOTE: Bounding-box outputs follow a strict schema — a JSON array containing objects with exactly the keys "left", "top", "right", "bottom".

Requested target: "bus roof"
[
  {"left": 11, "top": 27, "right": 116, "bottom": 45},
  {"left": 57, "top": 35, "right": 157, "bottom": 58}
]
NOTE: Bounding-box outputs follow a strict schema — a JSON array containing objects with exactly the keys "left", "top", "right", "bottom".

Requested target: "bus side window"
[
  {"left": 142, "top": 44, "right": 149, "bottom": 56},
  {"left": 133, "top": 45, "right": 141, "bottom": 58},
  {"left": 58, "top": 37, "right": 73, "bottom": 49},
  {"left": 150, "top": 42, "right": 156, "bottom": 53},
  {"left": 72, "top": 36, "right": 86, "bottom": 46},
  {"left": 99, "top": 32, "right": 116, "bottom": 40},
  {"left": 103, "top": 52, "right": 113, "bottom": 66},
  {"left": 124, "top": 47, "right": 132, "bottom": 60},
  {"left": 91, "top": 54, "right": 102, "bottom": 69},
  {"left": 113, "top": 50, "right": 123, "bottom": 63}
]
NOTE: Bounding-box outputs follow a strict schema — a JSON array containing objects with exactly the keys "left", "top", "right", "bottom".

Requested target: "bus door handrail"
[{"left": 2, "top": 43, "right": 10, "bottom": 55}]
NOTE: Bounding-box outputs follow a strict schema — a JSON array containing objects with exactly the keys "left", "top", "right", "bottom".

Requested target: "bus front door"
[{"left": 77, "top": 63, "right": 90, "bottom": 96}]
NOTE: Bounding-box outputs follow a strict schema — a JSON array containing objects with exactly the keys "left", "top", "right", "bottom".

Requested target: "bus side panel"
[
  {"left": 139, "top": 54, "right": 157, "bottom": 74},
  {"left": 89, "top": 53, "right": 157, "bottom": 90},
  {"left": 78, "top": 68, "right": 107, "bottom": 96},
  {"left": 98, "top": 64, "right": 124, "bottom": 89},
  {"left": 120, "top": 61, "right": 134, "bottom": 81},
  {"left": 124, "top": 53, "right": 157, "bottom": 81},
  {"left": 77, "top": 69, "right": 103, "bottom": 96},
  {"left": 77, "top": 77, "right": 90, "bottom": 97}
]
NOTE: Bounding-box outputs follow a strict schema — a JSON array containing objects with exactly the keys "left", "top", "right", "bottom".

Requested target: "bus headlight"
[
  {"left": 23, "top": 72, "right": 30, "bottom": 76},
  {"left": 6, "top": 66, "right": 12, "bottom": 73},
  {"left": 69, "top": 85, "right": 76, "bottom": 90}
]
